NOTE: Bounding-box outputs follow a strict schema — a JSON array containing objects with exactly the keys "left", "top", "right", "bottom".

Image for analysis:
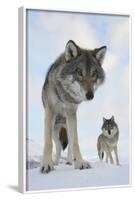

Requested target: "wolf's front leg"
[
  {"left": 66, "top": 144, "right": 72, "bottom": 165},
  {"left": 54, "top": 137, "right": 62, "bottom": 165},
  {"left": 114, "top": 146, "right": 120, "bottom": 165},
  {"left": 66, "top": 112, "right": 91, "bottom": 170},
  {"left": 41, "top": 107, "right": 54, "bottom": 174},
  {"left": 108, "top": 150, "right": 114, "bottom": 164}
]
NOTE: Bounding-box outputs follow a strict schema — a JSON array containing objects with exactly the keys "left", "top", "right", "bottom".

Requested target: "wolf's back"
[{"left": 41, "top": 54, "right": 64, "bottom": 108}]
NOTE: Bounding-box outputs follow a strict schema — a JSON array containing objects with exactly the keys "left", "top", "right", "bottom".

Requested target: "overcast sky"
[{"left": 27, "top": 9, "right": 130, "bottom": 158}]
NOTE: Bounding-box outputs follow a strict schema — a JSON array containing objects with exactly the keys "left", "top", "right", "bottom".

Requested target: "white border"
[
  {"left": 18, "top": 7, "right": 132, "bottom": 194},
  {"left": 18, "top": 7, "right": 27, "bottom": 193}
]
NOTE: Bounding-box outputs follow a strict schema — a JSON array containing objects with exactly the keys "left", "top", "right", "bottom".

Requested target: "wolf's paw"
[
  {"left": 117, "top": 163, "right": 121, "bottom": 166},
  {"left": 41, "top": 161, "right": 54, "bottom": 174},
  {"left": 66, "top": 161, "right": 72, "bottom": 165},
  {"left": 66, "top": 158, "right": 72, "bottom": 165},
  {"left": 74, "top": 159, "right": 92, "bottom": 170}
]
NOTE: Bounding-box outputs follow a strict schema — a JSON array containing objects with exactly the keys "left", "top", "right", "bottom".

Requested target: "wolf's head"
[
  {"left": 60, "top": 40, "right": 107, "bottom": 102},
  {"left": 102, "top": 116, "right": 118, "bottom": 138}
]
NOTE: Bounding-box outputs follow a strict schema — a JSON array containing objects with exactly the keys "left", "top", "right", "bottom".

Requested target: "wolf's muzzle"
[{"left": 86, "top": 91, "right": 94, "bottom": 100}]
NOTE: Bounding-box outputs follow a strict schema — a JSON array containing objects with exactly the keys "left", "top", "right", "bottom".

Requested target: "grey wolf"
[
  {"left": 41, "top": 40, "right": 107, "bottom": 173},
  {"left": 97, "top": 116, "right": 120, "bottom": 165}
]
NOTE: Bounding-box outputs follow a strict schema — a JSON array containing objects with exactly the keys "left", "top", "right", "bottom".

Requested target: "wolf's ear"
[
  {"left": 111, "top": 116, "right": 114, "bottom": 121},
  {"left": 65, "top": 40, "right": 80, "bottom": 62},
  {"left": 94, "top": 46, "right": 107, "bottom": 65},
  {"left": 103, "top": 117, "right": 106, "bottom": 123}
]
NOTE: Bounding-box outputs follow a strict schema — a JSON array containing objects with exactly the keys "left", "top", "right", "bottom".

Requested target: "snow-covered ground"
[
  {"left": 26, "top": 138, "right": 42, "bottom": 169},
  {"left": 26, "top": 139, "right": 130, "bottom": 192},
  {"left": 27, "top": 157, "right": 129, "bottom": 191}
]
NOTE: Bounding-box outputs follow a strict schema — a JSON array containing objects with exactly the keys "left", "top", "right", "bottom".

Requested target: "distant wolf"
[
  {"left": 97, "top": 116, "right": 120, "bottom": 165},
  {"left": 41, "top": 40, "right": 107, "bottom": 173}
]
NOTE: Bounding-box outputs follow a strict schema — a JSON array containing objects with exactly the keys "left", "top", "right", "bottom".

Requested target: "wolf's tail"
[{"left": 59, "top": 127, "right": 68, "bottom": 150}]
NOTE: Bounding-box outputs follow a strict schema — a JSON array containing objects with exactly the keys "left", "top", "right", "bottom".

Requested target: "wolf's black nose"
[{"left": 86, "top": 91, "right": 94, "bottom": 100}]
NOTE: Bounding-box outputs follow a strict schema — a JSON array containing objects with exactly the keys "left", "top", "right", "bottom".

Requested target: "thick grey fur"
[{"left": 41, "top": 40, "right": 107, "bottom": 172}]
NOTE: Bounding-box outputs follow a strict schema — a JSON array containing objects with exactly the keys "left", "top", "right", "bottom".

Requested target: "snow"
[
  {"left": 27, "top": 138, "right": 43, "bottom": 162},
  {"left": 27, "top": 157, "right": 129, "bottom": 192},
  {"left": 26, "top": 139, "right": 42, "bottom": 169},
  {"left": 26, "top": 138, "right": 130, "bottom": 192}
]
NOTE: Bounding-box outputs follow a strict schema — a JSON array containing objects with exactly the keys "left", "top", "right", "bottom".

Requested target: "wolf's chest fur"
[{"left": 102, "top": 130, "right": 119, "bottom": 148}]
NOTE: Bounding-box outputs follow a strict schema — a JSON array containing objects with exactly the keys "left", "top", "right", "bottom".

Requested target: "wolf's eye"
[
  {"left": 92, "top": 71, "right": 97, "bottom": 78},
  {"left": 76, "top": 69, "right": 83, "bottom": 77}
]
